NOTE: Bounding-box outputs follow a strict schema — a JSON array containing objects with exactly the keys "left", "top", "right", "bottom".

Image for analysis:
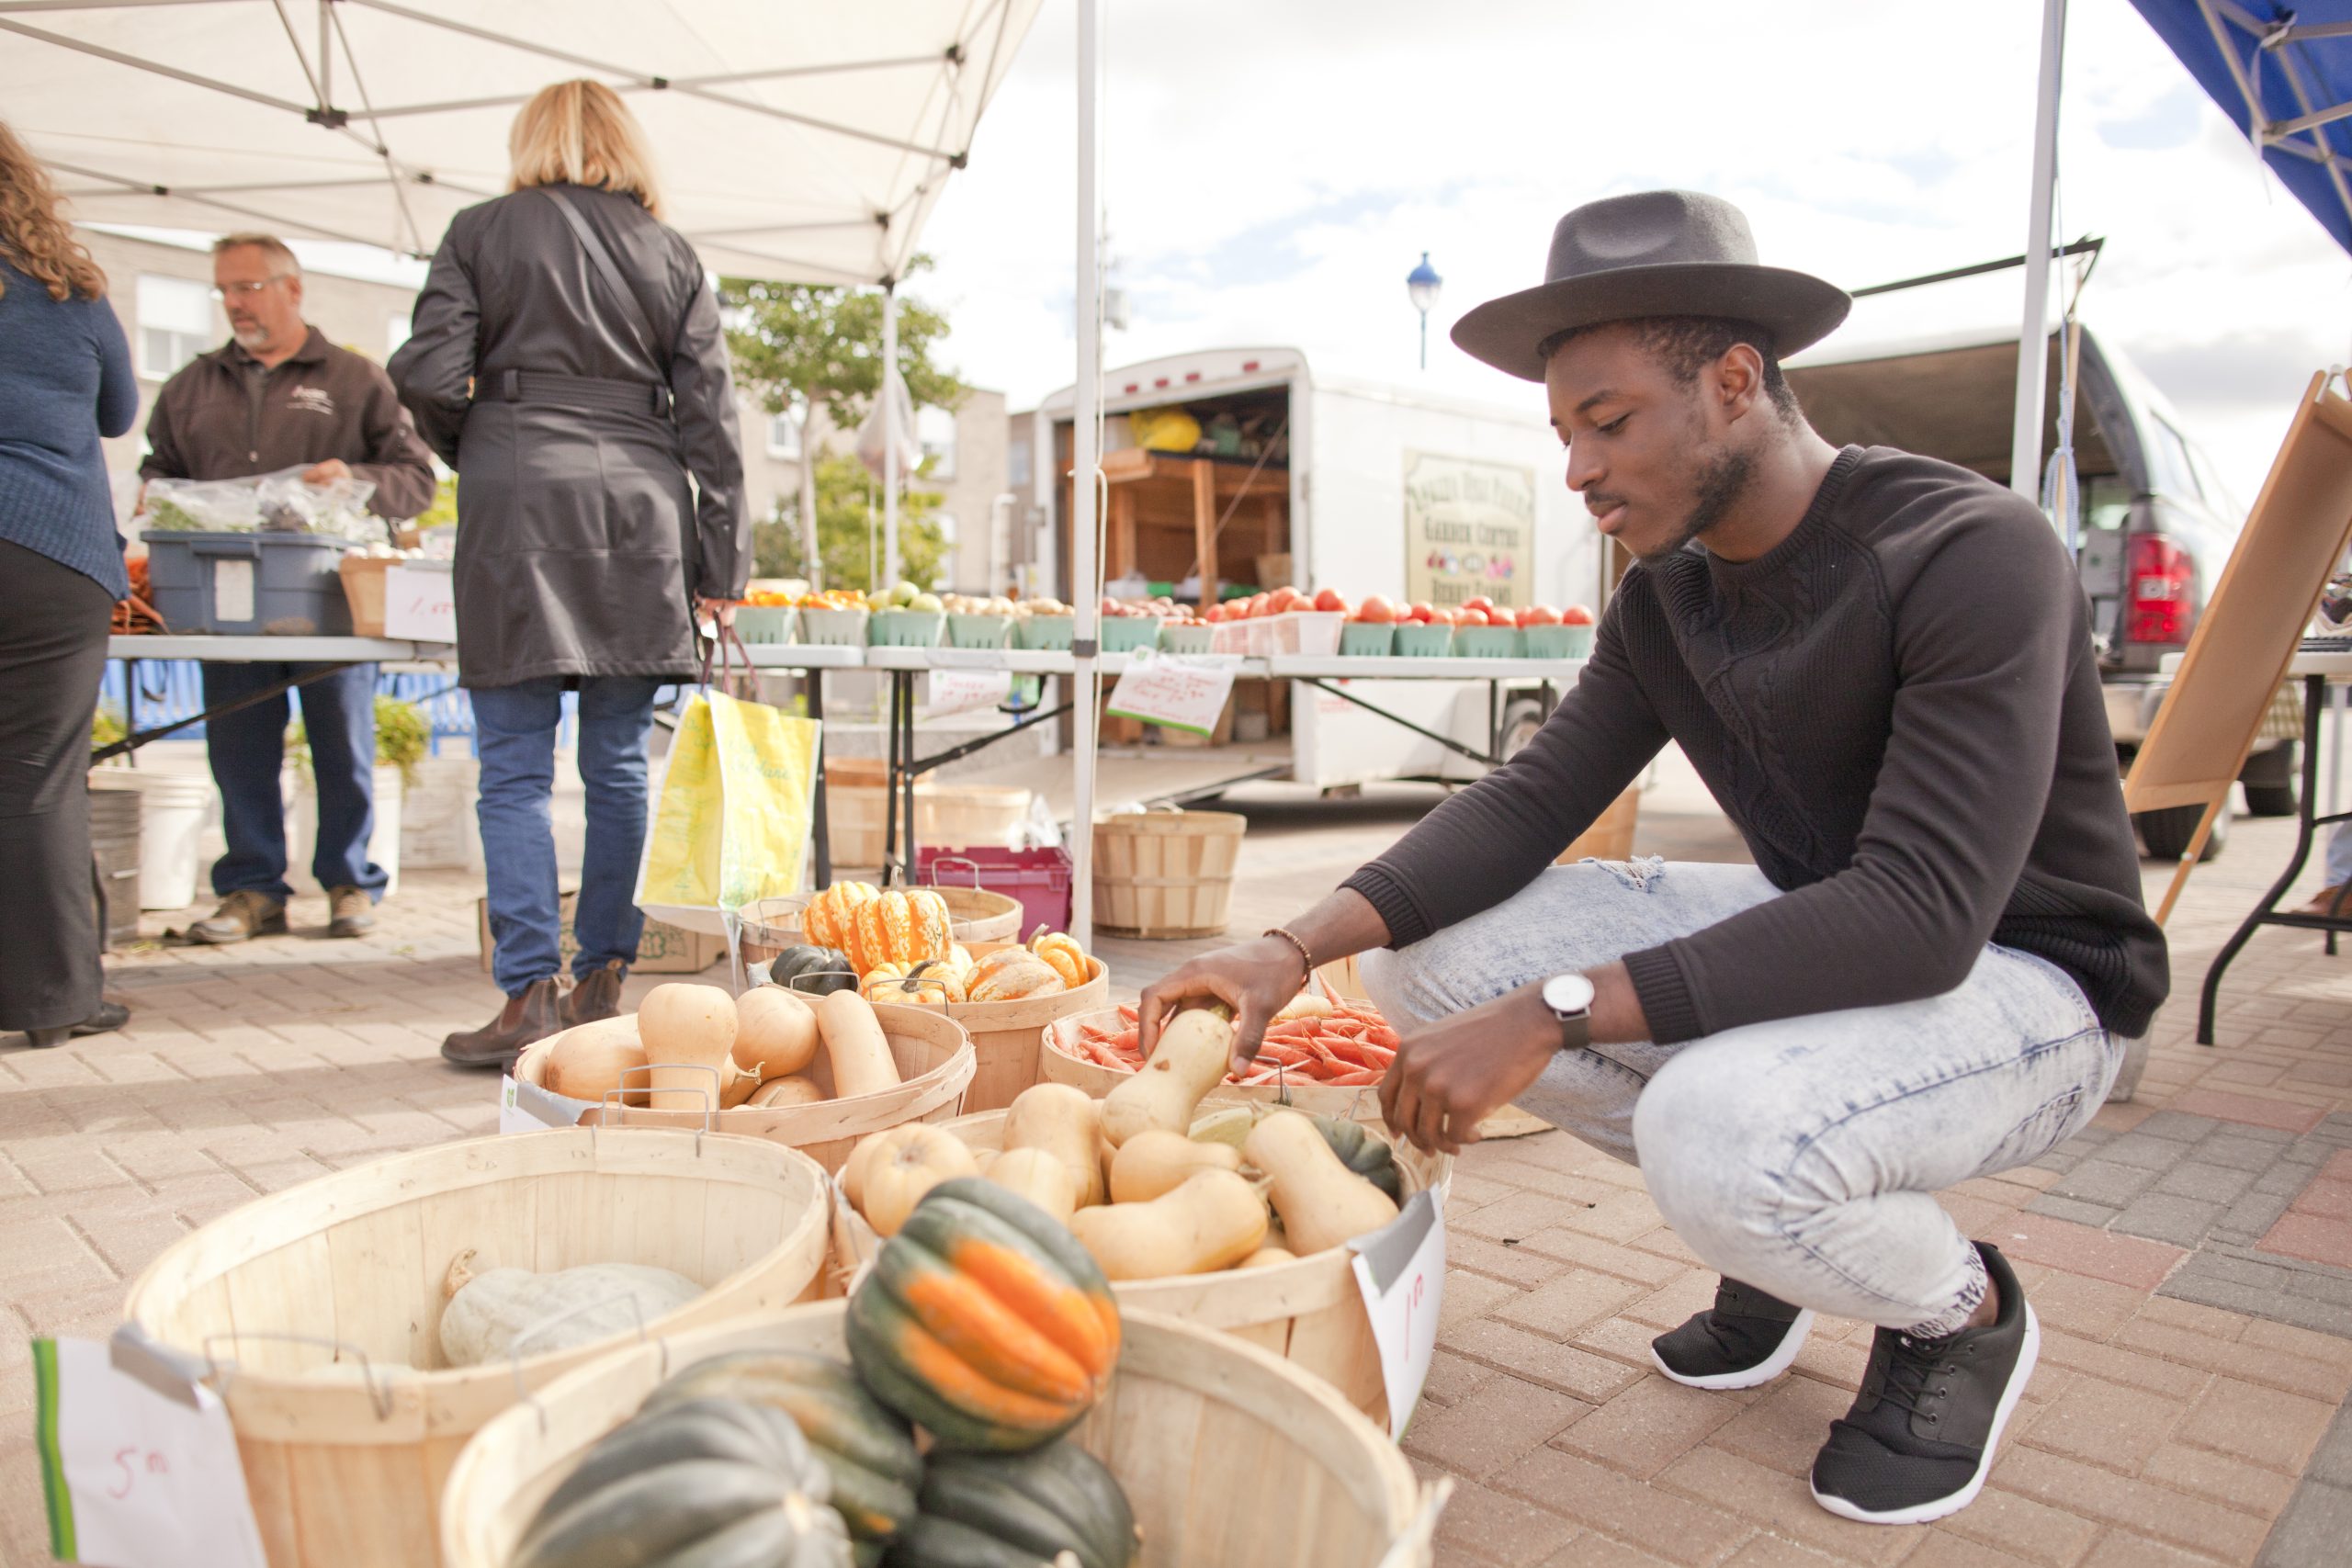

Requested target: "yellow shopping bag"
[{"left": 634, "top": 633, "right": 820, "bottom": 937}]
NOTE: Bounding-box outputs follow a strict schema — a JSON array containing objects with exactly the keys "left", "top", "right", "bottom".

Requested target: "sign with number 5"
[{"left": 1349, "top": 1188, "right": 1447, "bottom": 1439}]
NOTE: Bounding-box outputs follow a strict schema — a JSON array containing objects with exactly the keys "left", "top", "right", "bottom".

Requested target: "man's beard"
[
  {"left": 1638, "top": 441, "right": 1753, "bottom": 559},
  {"left": 231, "top": 322, "right": 271, "bottom": 352}
]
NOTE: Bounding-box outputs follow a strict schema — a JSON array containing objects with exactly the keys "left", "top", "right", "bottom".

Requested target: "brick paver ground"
[{"left": 7, "top": 778, "right": 2352, "bottom": 1566}]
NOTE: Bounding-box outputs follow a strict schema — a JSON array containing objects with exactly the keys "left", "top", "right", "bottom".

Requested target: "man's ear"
[
  {"left": 286, "top": 275, "right": 305, "bottom": 313},
  {"left": 1715, "top": 342, "right": 1766, "bottom": 424}
]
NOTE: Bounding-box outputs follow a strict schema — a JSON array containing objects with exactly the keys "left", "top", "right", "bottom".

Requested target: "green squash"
[
  {"left": 773, "top": 946, "right": 857, "bottom": 997},
  {"left": 514, "top": 1397, "right": 853, "bottom": 1568},
  {"left": 885, "top": 1438, "right": 1137, "bottom": 1568},
  {"left": 846, "top": 1179, "right": 1120, "bottom": 1454},
  {"left": 1310, "top": 1114, "right": 1403, "bottom": 1201},
  {"left": 646, "top": 1350, "right": 922, "bottom": 1549}
]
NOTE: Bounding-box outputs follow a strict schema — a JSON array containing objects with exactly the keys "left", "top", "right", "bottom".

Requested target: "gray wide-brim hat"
[{"left": 1452, "top": 189, "right": 1851, "bottom": 382}]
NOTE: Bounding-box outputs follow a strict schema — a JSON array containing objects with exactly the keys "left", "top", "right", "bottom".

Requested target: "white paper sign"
[
  {"left": 926, "top": 647, "right": 1012, "bottom": 671},
  {"left": 209, "top": 559, "right": 254, "bottom": 626},
  {"left": 1104, "top": 649, "right": 1240, "bottom": 736},
  {"left": 383, "top": 563, "right": 457, "bottom": 642},
  {"left": 34, "top": 1329, "right": 267, "bottom": 1568},
  {"left": 1349, "top": 1188, "right": 1446, "bottom": 1439},
  {"left": 927, "top": 667, "right": 1013, "bottom": 717},
  {"left": 499, "top": 1073, "right": 594, "bottom": 1134}
]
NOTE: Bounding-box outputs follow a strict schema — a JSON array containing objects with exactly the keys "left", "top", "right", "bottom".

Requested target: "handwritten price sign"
[
  {"left": 1104, "top": 649, "right": 1240, "bottom": 736},
  {"left": 927, "top": 667, "right": 1014, "bottom": 717},
  {"left": 1349, "top": 1188, "right": 1447, "bottom": 1439}
]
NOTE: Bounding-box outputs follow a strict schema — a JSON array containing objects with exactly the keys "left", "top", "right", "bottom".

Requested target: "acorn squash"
[
  {"left": 512, "top": 1395, "right": 852, "bottom": 1568},
  {"left": 645, "top": 1351, "right": 921, "bottom": 1551},
  {"left": 1309, "top": 1113, "right": 1403, "bottom": 1202},
  {"left": 774, "top": 944, "right": 858, "bottom": 997},
  {"left": 886, "top": 1438, "right": 1138, "bottom": 1568},
  {"left": 845, "top": 1179, "right": 1119, "bottom": 1453}
]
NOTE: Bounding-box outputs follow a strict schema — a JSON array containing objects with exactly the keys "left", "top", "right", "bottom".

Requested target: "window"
[
  {"left": 386, "top": 311, "right": 412, "bottom": 358},
  {"left": 933, "top": 510, "right": 958, "bottom": 547},
  {"left": 767, "top": 407, "right": 803, "bottom": 461},
  {"left": 136, "top": 275, "right": 215, "bottom": 378},
  {"left": 1008, "top": 436, "right": 1032, "bottom": 490},
  {"left": 2148, "top": 416, "right": 2202, "bottom": 502},
  {"left": 918, "top": 404, "right": 956, "bottom": 481}
]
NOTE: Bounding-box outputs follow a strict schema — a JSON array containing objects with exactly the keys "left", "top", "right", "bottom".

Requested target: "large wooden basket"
[
  {"left": 737, "top": 884, "right": 1023, "bottom": 964},
  {"left": 121, "top": 1127, "right": 831, "bottom": 1568},
  {"left": 437, "top": 1301, "right": 1439, "bottom": 1568},
  {"left": 950, "top": 948, "right": 1113, "bottom": 1112},
  {"left": 829, "top": 1108, "right": 1450, "bottom": 1427},
  {"left": 519, "top": 1003, "right": 975, "bottom": 1175},
  {"left": 1091, "top": 809, "right": 1245, "bottom": 938}
]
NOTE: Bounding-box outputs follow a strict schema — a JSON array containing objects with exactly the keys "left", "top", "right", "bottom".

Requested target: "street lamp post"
[{"left": 1407, "top": 252, "right": 1443, "bottom": 370}]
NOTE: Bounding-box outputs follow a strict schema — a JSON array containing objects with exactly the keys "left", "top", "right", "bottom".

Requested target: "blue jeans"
[
  {"left": 1360, "top": 858, "right": 2123, "bottom": 1338},
  {"left": 470, "top": 677, "right": 662, "bottom": 998},
  {"left": 201, "top": 661, "right": 386, "bottom": 902}
]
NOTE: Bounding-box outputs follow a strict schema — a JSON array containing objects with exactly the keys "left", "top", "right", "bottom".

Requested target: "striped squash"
[
  {"left": 1026, "top": 930, "right": 1090, "bottom": 989},
  {"left": 804, "top": 882, "right": 879, "bottom": 953},
  {"left": 847, "top": 889, "right": 953, "bottom": 976}
]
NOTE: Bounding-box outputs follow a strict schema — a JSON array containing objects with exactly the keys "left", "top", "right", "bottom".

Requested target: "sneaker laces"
[{"left": 1870, "top": 1329, "right": 1961, "bottom": 1429}]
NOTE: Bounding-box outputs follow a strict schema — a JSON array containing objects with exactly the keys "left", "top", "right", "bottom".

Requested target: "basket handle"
[
  {"left": 600, "top": 1064, "right": 719, "bottom": 1146},
  {"left": 199, "top": 1330, "right": 395, "bottom": 1421},
  {"left": 927, "top": 854, "right": 982, "bottom": 890},
  {"left": 783, "top": 968, "right": 860, "bottom": 998}
]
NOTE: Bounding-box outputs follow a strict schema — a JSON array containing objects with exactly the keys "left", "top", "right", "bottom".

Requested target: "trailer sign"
[{"left": 1403, "top": 451, "right": 1537, "bottom": 609}]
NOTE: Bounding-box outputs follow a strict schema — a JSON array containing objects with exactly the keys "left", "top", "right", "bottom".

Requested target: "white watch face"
[{"left": 1543, "top": 973, "right": 1596, "bottom": 1017}]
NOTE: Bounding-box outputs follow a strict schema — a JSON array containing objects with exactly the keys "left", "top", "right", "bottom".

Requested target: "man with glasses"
[{"left": 140, "top": 233, "right": 436, "bottom": 943}]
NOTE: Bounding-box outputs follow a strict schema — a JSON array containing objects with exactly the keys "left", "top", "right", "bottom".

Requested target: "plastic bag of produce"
[{"left": 139, "top": 465, "right": 381, "bottom": 542}]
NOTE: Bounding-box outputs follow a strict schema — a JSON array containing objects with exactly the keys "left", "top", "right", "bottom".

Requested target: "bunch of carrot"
[{"left": 1065, "top": 999, "right": 1403, "bottom": 1087}]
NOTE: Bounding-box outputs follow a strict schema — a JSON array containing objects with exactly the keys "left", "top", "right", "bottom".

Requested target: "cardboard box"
[
  {"left": 475, "top": 890, "right": 727, "bottom": 976},
  {"left": 384, "top": 559, "right": 457, "bottom": 641}
]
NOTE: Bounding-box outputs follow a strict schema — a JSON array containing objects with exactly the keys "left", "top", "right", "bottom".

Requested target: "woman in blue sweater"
[{"left": 0, "top": 119, "right": 139, "bottom": 1047}]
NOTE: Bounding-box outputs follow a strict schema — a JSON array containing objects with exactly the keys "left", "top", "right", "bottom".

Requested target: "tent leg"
[
  {"left": 1069, "top": 0, "right": 1102, "bottom": 952},
  {"left": 882, "top": 284, "right": 901, "bottom": 590},
  {"left": 2009, "top": 0, "right": 2065, "bottom": 504}
]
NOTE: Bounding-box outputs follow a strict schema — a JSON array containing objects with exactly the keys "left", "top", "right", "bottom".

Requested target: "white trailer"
[{"left": 1008, "top": 346, "right": 1602, "bottom": 793}]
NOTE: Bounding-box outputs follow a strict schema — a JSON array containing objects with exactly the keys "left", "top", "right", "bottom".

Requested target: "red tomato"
[
  {"left": 1561, "top": 604, "right": 1596, "bottom": 626},
  {"left": 1463, "top": 595, "right": 1496, "bottom": 615},
  {"left": 1241, "top": 593, "right": 1267, "bottom": 618},
  {"left": 1520, "top": 604, "right": 1562, "bottom": 627},
  {"left": 1312, "top": 587, "right": 1348, "bottom": 615},
  {"left": 1427, "top": 607, "right": 1459, "bottom": 626},
  {"left": 1203, "top": 603, "right": 1225, "bottom": 623},
  {"left": 1462, "top": 607, "right": 1495, "bottom": 626},
  {"left": 1355, "top": 594, "right": 1397, "bottom": 624},
  {"left": 1268, "top": 587, "right": 1308, "bottom": 615},
  {"left": 1406, "top": 601, "right": 1434, "bottom": 623}
]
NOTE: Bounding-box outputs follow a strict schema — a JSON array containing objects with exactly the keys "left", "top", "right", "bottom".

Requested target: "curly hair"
[
  {"left": 1542, "top": 316, "right": 1799, "bottom": 419},
  {"left": 0, "top": 118, "right": 106, "bottom": 303}
]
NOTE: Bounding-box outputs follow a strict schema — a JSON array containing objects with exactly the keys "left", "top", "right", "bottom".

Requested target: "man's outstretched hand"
[
  {"left": 1137, "top": 936, "right": 1313, "bottom": 1078},
  {"left": 1379, "top": 982, "right": 1560, "bottom": 1156}
]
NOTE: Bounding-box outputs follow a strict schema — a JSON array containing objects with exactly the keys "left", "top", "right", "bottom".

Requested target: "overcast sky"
[{"left": 898, "top": 0, "right": 2352, "bottom": 508}]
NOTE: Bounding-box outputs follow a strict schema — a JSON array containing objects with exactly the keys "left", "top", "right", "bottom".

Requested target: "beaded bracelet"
[{"left": 1263, "top": 925, "right": 1316, "bottom": 984}]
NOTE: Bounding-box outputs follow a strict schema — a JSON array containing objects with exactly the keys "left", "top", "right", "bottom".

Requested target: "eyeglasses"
[{"left": 210, "top": 277, "right": 290, "bottom": 300}]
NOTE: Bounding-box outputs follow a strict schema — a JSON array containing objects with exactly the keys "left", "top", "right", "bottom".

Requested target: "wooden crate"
[
  {"left": 516, "top": 1004, "right": 975, "bottom": 1176},
  {"left": 1092, "top": 809, "right": 1246, "bottom": 938},
  {"left": 438, "top": 1301, "right": 1438, "bottom": 1568},
  {"left": 828, "top": 1107, "right": 1448, "bottom": 1429},
  {"left": 121, "top": 1127, "right": 830, "bottom": 1568}
]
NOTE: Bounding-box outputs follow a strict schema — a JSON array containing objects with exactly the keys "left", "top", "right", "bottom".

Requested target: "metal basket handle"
[
  {"left": 927, "top": 854, "right": 983, "bottom": 890},
  {"left": 598, "top": 1064, "right": 718, "bottom": 1152},
  {"left": 200, "top": 1330, "right": 394, "bottom": 1421},
  {"left": 783, "top": 967, "right": 860, "bottom": 999}
]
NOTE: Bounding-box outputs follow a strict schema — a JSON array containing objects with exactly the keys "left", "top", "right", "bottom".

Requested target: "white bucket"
[{"left": 90, "top": 771, "right": 216, "bottom": 910}]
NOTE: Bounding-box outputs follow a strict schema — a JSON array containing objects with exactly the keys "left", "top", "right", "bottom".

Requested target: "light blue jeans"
[
  {"left": 469, "top": 677, "right": 662, "bottom": 998},
  {"left": 1360, "top": 859, "right": 2123, "bottom": 1337}
]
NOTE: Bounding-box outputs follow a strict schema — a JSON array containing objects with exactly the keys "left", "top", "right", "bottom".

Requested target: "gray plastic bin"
[{"left": 141, "top": 531, "right": 353, "bottom": 636}]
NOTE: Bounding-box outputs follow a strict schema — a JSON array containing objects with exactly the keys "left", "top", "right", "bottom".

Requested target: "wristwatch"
[{"left": 1541, "top": 973, "right": 1596, "bottom": 1052}]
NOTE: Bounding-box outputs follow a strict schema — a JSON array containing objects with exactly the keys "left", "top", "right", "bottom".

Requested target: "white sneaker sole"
[
  {"left": 1810, "top": 1303, "right": 2041, "bottom": 1527},
  {"left": 1651, "top": 1308, "right": 1816, "bottom": 1391}
]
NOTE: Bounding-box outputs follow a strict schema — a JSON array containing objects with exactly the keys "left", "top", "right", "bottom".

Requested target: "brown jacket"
[{"left": 140, "top": 327, "right": 437, "bottom": 523}]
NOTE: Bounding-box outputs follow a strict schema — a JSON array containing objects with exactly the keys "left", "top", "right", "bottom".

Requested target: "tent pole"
[
  {"left": 1070, "top": 0, "right": 1102, "bottom": 952},
  {"left": 2009, "top": 0, "right": 2065, "bottom": 506},
  {"left": 882, "top": 281, "right": 901, "bottom": 589}
]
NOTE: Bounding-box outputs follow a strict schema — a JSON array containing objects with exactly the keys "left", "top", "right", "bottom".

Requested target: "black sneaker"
[
  {"left": 1651, "top": 1277, "right": 1815, "bottom": 1390},
  {"left": 1810, "top": 1242, "right": 2039, "bottom": 1526}
]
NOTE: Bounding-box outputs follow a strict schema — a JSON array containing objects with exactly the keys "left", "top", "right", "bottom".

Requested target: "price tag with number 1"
[{"left": 1349, "top": 1187, "right": 1447, "bottom": 1439}]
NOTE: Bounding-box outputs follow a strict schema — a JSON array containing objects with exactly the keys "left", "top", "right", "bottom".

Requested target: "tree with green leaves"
[
  {"left": 752, "top": 451, "right": 948, "bottom": 592},
  {"left": 720, "top": 260, "right": 967, "bottom": 588}
]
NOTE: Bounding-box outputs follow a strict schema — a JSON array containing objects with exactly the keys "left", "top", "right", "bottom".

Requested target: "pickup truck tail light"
[{"left": 2125, "top": 533, "right": 2193, "bottom": 645}]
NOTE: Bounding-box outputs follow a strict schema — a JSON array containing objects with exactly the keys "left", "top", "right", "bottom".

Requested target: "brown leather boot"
[
  {"left": 562, "top": 960, "right": 627, "bottom": 1028},
  {"left": 189, "top": 890, "right": 287, "bottom": 945},
  {"left": 441, "top": 977, "right": 562, "bottom": 1069}
]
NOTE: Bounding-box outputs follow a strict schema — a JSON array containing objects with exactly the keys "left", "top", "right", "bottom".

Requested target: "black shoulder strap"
[{"left": 539, "top": 186, "right": 665, "bottom": 370}]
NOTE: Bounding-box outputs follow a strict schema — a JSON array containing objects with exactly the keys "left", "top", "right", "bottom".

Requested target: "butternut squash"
[
  {"left": 817, "top": 990, "right": 901, "bottom": 1100},
  {"left": 733, "top": 987, "right": 820, "bottom": 1079},
  {"left": 1067, "top": 1170, "right": 1269, "bottom": 1280},
  {"left": 637, "top": 983, "right": 740, "bottom": 1112},
  {"left": 1107, "top": 1129, "right": 1243, "bottom": 1204},
  {"left": 747, "top": 1074, "right": 824, "bottom": 1109},
  {"left": 1100, "top": 1003, "right": 1233, "bottom": 1147},
  {"left": 541, "top": 1016, "right": 649, "bottom": 1106},
  {"left": 1238, "top": 1247, "right": 1295, "bottom": 1270},
  {"left": 984, "top": 1146, "right": 1079, "bottom": 1224},
  {"left": 1245, "top": 1110, "right": 1399, "bottom": 1257},
  {"left": 1001, "top": 1082, "right": 1105, "bottom": 1208},
  {"left": 860, "top": 1125, "right": 980, "bottom": 1237}
]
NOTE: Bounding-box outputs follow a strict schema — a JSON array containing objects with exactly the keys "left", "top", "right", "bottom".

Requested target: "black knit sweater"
[{"left": 1344, "top": 446, "right": 2168, "bottom": 1043}]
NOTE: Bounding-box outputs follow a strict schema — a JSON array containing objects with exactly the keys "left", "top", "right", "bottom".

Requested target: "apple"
[
  {"left": 1520, "top": 604, "right": 1561, "bottom": 627},
  {"left": 1313, "top": 587, "right": 1348, "bottom": 614},
  {"left": 1269, "top": 587, "right": 1308, "bottom": 615},
  {"left": 1463, "top": 594, "right": 1496, "bottom": 615},
  {"left": 910, "top": 592, "right": 944, "bottom": 613},
  {"left": 1561, "top": 604, "right": 1596, "bottom": 626},
  {"left": 1427, "top": 607, "right": 1459, "bottom": 627},
  {"left": 1407, "top": 601, "right": 1434, "bottom": 624},
  {"left": 1356, "top": 594, "right": 1397, "bottom": 624},
  {"left": 1458, "top": 607, "right": 1492, "bottom": 627},
  {"left": 888, "top": 580, "right": 921, "bottom": 609},
  {"left": 1203, "top": 603, "right": 1225, "bottom": 623}
]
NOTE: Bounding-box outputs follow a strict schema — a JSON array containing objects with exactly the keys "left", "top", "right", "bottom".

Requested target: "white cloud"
[{"left": 910, "top": 0, "right": 2352, "bottom": 506}]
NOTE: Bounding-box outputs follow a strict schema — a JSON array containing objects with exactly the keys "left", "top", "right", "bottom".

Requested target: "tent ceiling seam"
[{"left": 323, "top": 0, "right": 428, "bottom": 255}]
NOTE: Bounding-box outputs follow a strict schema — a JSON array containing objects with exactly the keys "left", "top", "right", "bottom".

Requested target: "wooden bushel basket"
[
  {"left": 516, "top": 1003, "right": 976, "bottom": 1176},
  {"left": 828, "top": 1108, "right": 1450, "bottom": 1428},
  {"left": 948, "top": 944, "right": 1113, "bottom": 1112},
  {"left": 121, "top": 1127, "right": 831, "bottom": 1568},
  {"left": 1092, "top": 809, "right": 1247, "bottom": 938},
  {"left": 437, "top": 1301, "right": 1442, "bottom": 1568}
]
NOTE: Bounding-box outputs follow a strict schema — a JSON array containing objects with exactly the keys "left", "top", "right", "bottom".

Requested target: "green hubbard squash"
[
  {"left": 1309, "top": 1113, "right": 1404, "bottom": 1202},
  {"left": 844, "top": 1178, "right": 1119, "bottom": 1454},
  {"left": 886, "top": 1438, "right": 1138, "bottom": 1568},
  {"left": 774, "top": 945, "right": 859, "bottom": 997},
  {"left": 510, "top": 1395, "right": 852, "bottom": 1568},
  {"left": 644, "top": 1350, "right": 922, "bottom": 1553}
]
